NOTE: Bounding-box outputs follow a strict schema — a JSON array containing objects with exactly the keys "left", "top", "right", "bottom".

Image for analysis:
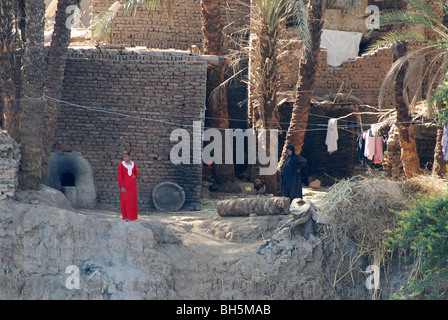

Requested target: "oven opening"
[{"left": 61, "top": 172, "right": 76, "bottom": 187}]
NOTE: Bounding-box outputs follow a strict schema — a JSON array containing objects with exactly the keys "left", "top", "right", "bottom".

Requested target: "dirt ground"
[{"left": 0, "top": 184, "right": 396, "bottom": 300}]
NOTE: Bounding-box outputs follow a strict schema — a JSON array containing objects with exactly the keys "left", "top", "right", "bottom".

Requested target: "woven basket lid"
[{"left": 152, "top": 182, "right": 185, "bottom": 211}]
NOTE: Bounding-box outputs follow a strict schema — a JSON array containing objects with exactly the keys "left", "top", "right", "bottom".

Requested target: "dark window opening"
[{"left": 61, "top": 172, "right": 75, "bottom": 187}]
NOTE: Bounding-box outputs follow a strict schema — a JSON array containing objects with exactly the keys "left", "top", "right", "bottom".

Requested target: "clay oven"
[{"left": 43, "top": 151, "right": 97, "bottom": 209}]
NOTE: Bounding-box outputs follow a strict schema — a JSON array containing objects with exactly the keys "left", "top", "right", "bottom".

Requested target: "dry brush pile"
[{"left": 316, "top": 173, "right": 447, "bottom": 294}]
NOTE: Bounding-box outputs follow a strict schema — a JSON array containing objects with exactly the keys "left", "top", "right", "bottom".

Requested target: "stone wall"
[
  {"left": 54, "top": 48, "right": 207, "bottom": 210},
  {"left": 0, "top": 131, "right": 20, "bottom": 200}
]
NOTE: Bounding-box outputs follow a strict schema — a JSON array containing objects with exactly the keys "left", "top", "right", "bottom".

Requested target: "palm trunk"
[
  {"left": 247, "top": 0, "right": 286, "bottom": 195},
  {"left": 18, "top": 0, "right": 46, "bottom": 190},
  {"left": 0, "top": 0, "right": 20, "bottom": 141},
  {"left": 278, "top": 1, "right": 323, "bottom": 170},
  {"left": 201, "top": 0, "right": 237, "bottom": 188},
  {"left": 42, "top": 0, "right": 77, "bottom": 179},
  {"left": 432, "top": 6, "right": 448, "bottom": 177},
  {"left": 432, "top": 124, "right": 446, "bottom": 177},
  {"left": 394, "top": 40, "right": 421, "bottom": 178}
]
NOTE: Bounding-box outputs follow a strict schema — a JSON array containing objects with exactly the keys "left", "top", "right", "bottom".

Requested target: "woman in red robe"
[{"left": 117, "top": 151, "right": 138, "bottom": 221}]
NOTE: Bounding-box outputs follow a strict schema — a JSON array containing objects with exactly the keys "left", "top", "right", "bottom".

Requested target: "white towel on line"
[{"left": 326, "top": 118, "right": 339, "bottom": 154}]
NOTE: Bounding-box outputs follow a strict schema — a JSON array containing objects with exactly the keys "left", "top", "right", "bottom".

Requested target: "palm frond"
[
  {"left": 289, "top": 0, "right": 311, "bottom": 58},
  {"left": 407, "top": 0, "right": 438, "bottom": 21},
  {"left": 367, "top": 30, "right": 430, "bottom": 53},
  {"left": 89, "top": 1, "right": 121, "bottom": 42},
  {"left": 378, "top": 45, "right": 440, "bottom": 108},
  {"left": 121, "top": 0, "right": 179, "bottom": 24},
  {"left": 424, "top": 51, "right": 448, "bottom": 104},
  {"left": 379, "top": 10, "right": 433, "bottom": 28}
]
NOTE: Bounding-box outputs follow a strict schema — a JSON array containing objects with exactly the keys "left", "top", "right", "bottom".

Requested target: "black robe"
[{"left": 281, "top": 147, "right": 307, "bottom": 202}]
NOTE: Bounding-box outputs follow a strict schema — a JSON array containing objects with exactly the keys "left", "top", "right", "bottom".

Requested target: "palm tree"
[
  {"left": 1, "top": 0, "right": 80, "bottom": 190},
  {"left": 277, "top": 0, "right": 323, "bottom": 172},
  {"left": 246, "top": 0, "right": 310, "bottom": 194},
  {"left": 0, "top": 0, "right": 20, "bottom": 141},
  {"left": 277, "top": 0, "right": 360, "bottom": 173},
  {"left": 368, "top": 0, "right": 448, "bottom": 178},
  {"left": 18, "top": 0, "right": 47, "bottom": 189},
  {"left": 42, "top": 0, "right": 80, "bottom": 180},
  {"left": 200, "top": 0, "right": 239, "bottom": 189}
]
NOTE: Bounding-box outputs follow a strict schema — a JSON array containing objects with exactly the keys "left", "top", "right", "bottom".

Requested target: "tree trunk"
[
  {"left": 42, "top": 0, "right": 78, "bottom": 179},
  {"left": 432, "top": 124, "right": 446, "bottom": 177},
  {"left": 247, "top": 0, "right": 289, "bottom": 194},
  {"left": 18, "top": 0, "right": 46, "bottom": 190},
  {"left": 217, "top": 196, "right": 290, "bottom": 216},
  {"left": 393, "top": 41, "right": 421, "bottom": 179},
  {"left": 432, "top": 4, "right": 448, "bottom": 177},
  {"left": 201, "top": 0, "right": 237, "bottom": 188},
  {"left": 277, "top": 1, "right": 323, "bottom": 171},
  {"left": 0, "top": 0, "right": 20, "bottom": 141}
]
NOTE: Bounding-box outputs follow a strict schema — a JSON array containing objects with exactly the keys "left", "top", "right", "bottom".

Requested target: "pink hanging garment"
[
  {"left": 363, "top": 130, "right": 375, "bottom": 160},
  {"left": 373, "top": 137, "right": 383, "bottom": 164}
]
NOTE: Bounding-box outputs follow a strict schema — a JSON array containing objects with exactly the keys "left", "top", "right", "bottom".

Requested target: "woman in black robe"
[{"left": 281, "top": 145, "right": 307, "bottom": 202}]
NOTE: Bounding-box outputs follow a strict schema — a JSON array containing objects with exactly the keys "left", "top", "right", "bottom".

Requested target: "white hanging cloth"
[
  {"left": 320, "top": 29, "right": 363, "bottom": 67},
  {"left": 326, "top": 118, "right": 339, "bottom": 154}
]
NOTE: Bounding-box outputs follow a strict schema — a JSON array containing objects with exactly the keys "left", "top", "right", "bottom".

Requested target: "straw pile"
[
  {"left": 402, "top": 174, "right": 447, "bottom": 196},
  {"left": 316, "top": 173, "right": 447, "bottom": 294},
  {"left": 318, "top": 175, "right": 405, "bottom": 266}
]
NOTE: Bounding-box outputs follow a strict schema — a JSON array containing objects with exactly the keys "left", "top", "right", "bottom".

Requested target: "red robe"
[{"left": 117, "top": 161, "right": 138, "bottom": 220}]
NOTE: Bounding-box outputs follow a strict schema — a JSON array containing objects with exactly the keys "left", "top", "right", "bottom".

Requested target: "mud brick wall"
[
  {"left": 54, "top": 48, "right": 207, "bottom": 210},
  {"left": 93, "top": 0, "right": 250, "bottom": 51},
  {"left": 313, "top": 47, "right": 395, "bottom": 107},
  {"left": 0, "top": 131, "right": 20, "bottom": 200},
  {"left": 280, "top": 103, "right": 436, "bottom": 186},
  {"left": 299, "top": 103, "right": 378, "bottom": 186}
]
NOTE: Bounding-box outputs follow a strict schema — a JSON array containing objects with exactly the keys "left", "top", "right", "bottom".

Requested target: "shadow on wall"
[{"left": 43, "top": 151, "right": 97, "bottom": 209}]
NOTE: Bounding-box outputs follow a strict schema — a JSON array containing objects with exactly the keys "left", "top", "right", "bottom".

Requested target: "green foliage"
[
  {"left": 432, "top": 80, "right": 448, "bottom": 124},
  {"left": 387, "top": 194, "right": 448, "bottom": 299}
]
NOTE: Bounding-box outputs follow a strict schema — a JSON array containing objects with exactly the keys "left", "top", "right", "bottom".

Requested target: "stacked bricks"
[
  {"left": 0, "top": 130, "right": 20, "bottom": 200},
  {"left": 313, "top": 46, "right": 395, "bottom": 107},
  {"left": 54, "top": 48, "right": 207, "bottom": 210}
]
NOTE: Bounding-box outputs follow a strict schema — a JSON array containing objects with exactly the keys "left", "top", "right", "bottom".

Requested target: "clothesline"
[
  {"left": 2, "top": 95, "right": 432, "bottom": 131},
  {"left": 41, "top": 95, "right": 432, "bottom": 132}
]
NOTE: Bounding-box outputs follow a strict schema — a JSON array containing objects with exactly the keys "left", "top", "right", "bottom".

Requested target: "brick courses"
[
  {"left": 54, "top": 48, "right": 207, "bottom": 210},
  {"left": 93, "top": 0, "right": 250, "bottom": 51}
]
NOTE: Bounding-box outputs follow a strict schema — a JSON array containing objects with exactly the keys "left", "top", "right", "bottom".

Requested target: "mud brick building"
[
  {"left": 53, "top": 49, "right": 207, "bottom": 210},
  {"left": 93, "top": 0, "right": 250, "bottom": 51},
  {"left": 45, "top": 0, "right": 442, "bottom": 207}
]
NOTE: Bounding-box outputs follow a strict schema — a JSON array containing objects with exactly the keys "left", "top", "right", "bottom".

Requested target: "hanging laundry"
[
  {"left": 442, "top": 124, "right": 448, "bottom": 161},
  {"left": 370, "top": 123, "right": 382, "bottom": 136},
  {"left": 373, "top": 137, "right": 384, "bottom": 164},
  {"left": 356, "top": 132, "right": 365, "bottom": 165},
  {"left": 320, "top": 29, "right": 363, "bottom": 67},
  {"left": 363, "top": 129, "right": 375, "bottom": 160},
  {"left": 326, "top": 118, "right": 339, "bottom": 154}
]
